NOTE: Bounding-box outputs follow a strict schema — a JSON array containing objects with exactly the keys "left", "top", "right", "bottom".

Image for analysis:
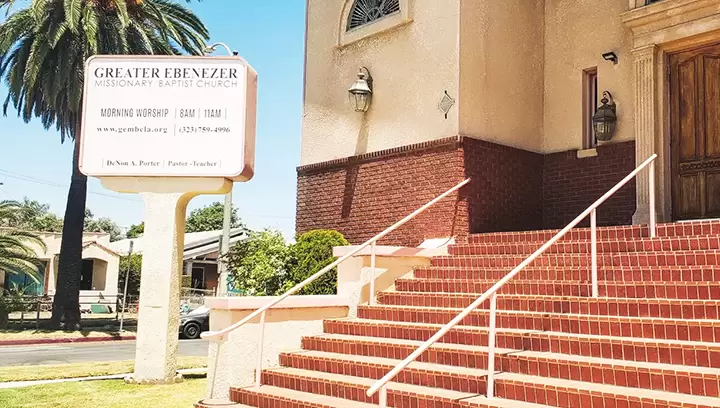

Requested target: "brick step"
[
  {"left": 468, "top": 226, "right": 647, "bottom": 244},
  {"left": 413, "top": 265, "right": 720, "bottom": 282},
  {"left": 467, "top": 221, "right": 720, "bottom": 244},
  {"left": 450, "top": 236, "right": 720, "bottom": 255},
  {"left": 231, "top": 384, "right": 378, "bottom": 408},
  {"left": 356, "top": 306, "right": 720, "bottom": 341},
  {"left": 432, "top": 251, "right": 720, "bottom": 268},
  {"left": 278, "top": 350, "right": 490, "bottom": 394},
  {"left": 493, "top": 372, "right": 720, "bottom": 407},
  {"left": 506, "top": 349, "right": 720, "bottom": 397},
  {"left": 393, "top": 278, "right": 720, "bottom": 299},
  {"left": 302, "top": 334, "right": 512, "bottom": 368},
  {"left": 195, "top": 400, "right": 250, "bottom": 408},
  {"left": 323, "top": 319, "right": 720, "bottom": 368},
  {"left": 377, "top": 292, "right": 720, "bottom": 319},
  {"left": 260, "top": 367, "right": 549, "bottom": 408},
  {"left": 299, "top": 334, "right": 720, "bottom": 396}
]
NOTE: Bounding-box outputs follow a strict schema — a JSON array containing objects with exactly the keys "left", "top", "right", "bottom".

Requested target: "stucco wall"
[
  {"left": 543, "top": 0, "right": 635, "bottom": 153},
  {"left": 301, "top": 0, "right": 461, "bottom": 165},
  {"left": 302, "top": 0, "right": 638, "bottom": 164},
  {"left": 458, "top": 0, "right": 545, "bottom": 152}
]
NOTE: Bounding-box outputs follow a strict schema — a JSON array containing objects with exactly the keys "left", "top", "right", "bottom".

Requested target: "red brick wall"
[
  {"left": 296, "top": 138, "right": 467, "bottom": 246},
  {"left": 463, "top": 138, "right": 544, "bottom": 234},
  {"left": 543, "top": 141, "right": 636, "bottom": 229},
  {"left": 296, "top": 138, "right": 637, "bottom": 245}
]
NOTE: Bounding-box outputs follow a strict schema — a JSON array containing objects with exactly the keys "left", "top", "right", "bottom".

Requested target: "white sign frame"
[{"left": 79, "top": 55, "right": 256, "bottom": 182}]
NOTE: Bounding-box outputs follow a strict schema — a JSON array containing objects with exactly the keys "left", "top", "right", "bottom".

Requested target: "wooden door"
[{"left": 670, "top": 43, "right": 720, "bottom": 220}]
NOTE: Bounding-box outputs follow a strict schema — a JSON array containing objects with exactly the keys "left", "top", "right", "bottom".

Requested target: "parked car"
[{"left": 179, "top": 306, "right": 210, "bottom": 339}]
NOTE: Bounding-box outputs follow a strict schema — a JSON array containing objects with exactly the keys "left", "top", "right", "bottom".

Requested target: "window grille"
[{"left": 346, "top": 0, "right": 401, "bottom": 31}]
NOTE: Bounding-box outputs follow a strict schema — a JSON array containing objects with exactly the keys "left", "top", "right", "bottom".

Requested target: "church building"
[{"left": 295, "top": 0, "right": 720, "bottom": 245}]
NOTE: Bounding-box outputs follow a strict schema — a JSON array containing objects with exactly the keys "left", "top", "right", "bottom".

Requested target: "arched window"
[{"left": 346, "top": 0, "right": 401, "bottom": 31}]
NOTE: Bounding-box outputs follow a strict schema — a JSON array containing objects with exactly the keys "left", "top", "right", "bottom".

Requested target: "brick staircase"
[{"left": 200, "top": 220, "right": 720, "bottom": 408}]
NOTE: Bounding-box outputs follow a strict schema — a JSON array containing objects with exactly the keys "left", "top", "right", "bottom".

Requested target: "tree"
[
  {"left": 285, "top": 230, "right": 349, "bottom": 295},
  {"left": 0, "top": 198, "right": 63, "bottom": 232},
  {"left": 84, "top": 209, "right": 122, "bottom": 241},
  {"left": 125, "top": 222, "right": 144, "bottom": 239},
  {"left": 224, "top": 229, "right": 289, "bottom": 296},
  {"left": 0, "top": 201, "right": 46, "bottom": 283},
  {"left": 0, "top": 0, "right": 210, "bottom": 329},
  {"left": 186, "top": 202, "right": 244, "bottom": 233}
]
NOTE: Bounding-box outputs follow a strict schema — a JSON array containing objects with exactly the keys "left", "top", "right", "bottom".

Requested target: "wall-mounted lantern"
[
  {"left": 592, "top": 91, "right": 617, "bottom": 142},
  {"left": 348, "top": 67, "right": 373, "bottom": 113}
]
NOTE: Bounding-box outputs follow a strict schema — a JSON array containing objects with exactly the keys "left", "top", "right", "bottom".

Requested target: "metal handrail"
[
  {"left": 201, "top": 178, "right": 471, "bottom": 389},
  {"left": 366, "top": 154, "right": 657, "bottom": 403}
]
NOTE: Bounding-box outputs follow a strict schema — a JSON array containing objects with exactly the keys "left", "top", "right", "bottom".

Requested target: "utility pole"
[
  {"left": 119, "top": 240, "right": 134, "bottom": 332},
  {"left": 204, "top": 42, "right": 238, "bottom": 297},
  {"left": 218, "top": 190, "right": 232, "bottom": 295}
]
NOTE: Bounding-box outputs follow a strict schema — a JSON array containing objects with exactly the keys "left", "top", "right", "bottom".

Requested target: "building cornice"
[{"left": 622, "top": 0, "right": 720, "bottom": 48}]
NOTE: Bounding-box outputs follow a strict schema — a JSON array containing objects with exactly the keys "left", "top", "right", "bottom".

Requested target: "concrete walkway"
[{"left": 0, "top": 367, "right": 207, "bottom": 389}]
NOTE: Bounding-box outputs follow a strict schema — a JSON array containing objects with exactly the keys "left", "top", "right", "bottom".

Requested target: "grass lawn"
[
  {"left": 0, "top": 357, "right": 207, "bottom": 382},
  {"left": 0, "top": 329, "right": 136, "bottom": 341},
  {"left": 0, "top": 377, "right": 206, "bottom": 408}
]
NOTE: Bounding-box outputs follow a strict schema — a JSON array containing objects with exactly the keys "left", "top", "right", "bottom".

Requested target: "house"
[
  {"left": 109, "top": 228, "right": 247, "bottom": 294},
  {"left": 296, "top": 0, "right": 720, "bottom": 245},
  {"left": 0, "top": 230, "right": 120, "bottom": 304}
]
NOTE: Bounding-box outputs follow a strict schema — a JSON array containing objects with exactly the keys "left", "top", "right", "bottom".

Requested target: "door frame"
[{"left": 665, "top": 40, "right": 720, "bottom": 220}]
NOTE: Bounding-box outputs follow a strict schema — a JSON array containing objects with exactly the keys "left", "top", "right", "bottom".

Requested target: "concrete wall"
[
  {"left": 302, "top": 0, "right": 461, "bottom": 165},
  {"left": 205, "top": 300, "right": 350, "bottom": 399},
  {"left": 543, "top": 0, "right": 635, "bottom": 153},
  {"left": 458, "top": 0, "right": 545, "bottom": 152}
]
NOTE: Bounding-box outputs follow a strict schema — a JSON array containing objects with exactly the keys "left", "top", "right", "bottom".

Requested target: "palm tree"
[
  {"left": 0, "top": 201, "right": 46, "bottom": 283},
  {"left": 0, "top": 0, "right": 209, "bottom": 329}
]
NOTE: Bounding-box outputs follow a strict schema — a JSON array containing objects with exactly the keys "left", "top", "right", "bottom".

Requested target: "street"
[{"left": 0, "top": 340, "right": 208, "bottom": 367}]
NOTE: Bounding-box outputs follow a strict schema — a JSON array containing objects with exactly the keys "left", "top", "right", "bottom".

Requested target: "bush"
[
  {"left": 224, "top": 229, "right": 290, "bottom": 296},
  {"left": 284, "top": 230, "right": 349, "bottom": 295},
  {"left": 0, "top": 288, "right": 28, "bottom": 328}
]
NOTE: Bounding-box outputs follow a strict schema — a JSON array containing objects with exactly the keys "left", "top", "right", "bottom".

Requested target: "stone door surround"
[{"left": 622, "top": 0, "right": 720, "bottom": 223}]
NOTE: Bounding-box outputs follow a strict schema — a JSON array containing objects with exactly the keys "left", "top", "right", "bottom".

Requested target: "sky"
[{"left": 0, "top": 1, "right": 306, "bottom": 240}]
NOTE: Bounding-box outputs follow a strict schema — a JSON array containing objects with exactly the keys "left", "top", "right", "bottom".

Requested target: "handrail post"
[
  {"left": 649, "top": 159, "right": 656, "bottom": 238},
  {"left": 379, "top": 384, "right": 388, "bottom": 408},
  {"left": 370, "top": 241, "right": 377, "bottom": 306},
  {"left": 591, "top": 209, "right": 598, "bottom": 298},
  {"left": 255, "top": 310, "right": 267, "bottom": 389},
  {"left": 486, "top": 292, "right": 497, "bottom": 399}
]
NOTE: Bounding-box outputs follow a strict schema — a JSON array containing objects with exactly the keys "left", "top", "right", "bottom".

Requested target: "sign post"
[{"left": 79, "top": 55, "right": 257, "bottom": 384}]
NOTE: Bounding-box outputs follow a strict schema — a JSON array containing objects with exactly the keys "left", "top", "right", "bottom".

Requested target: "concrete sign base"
[{"left": 101, "top": 177, "right": 232, "bottom": 383}]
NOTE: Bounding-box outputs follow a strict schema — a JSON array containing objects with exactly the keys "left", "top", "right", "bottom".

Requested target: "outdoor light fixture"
[
  {"left": 204, "top": 42, "right": 237, "bottom": 56},
  {"left": 602, "top": 51, "right": 618, "bottom": 64},
  {"left": 348, "top": 67, "right": 373, "bottom": 113},
  {"left": 592, "top": 91, "right": 617, "bottom": 142}
]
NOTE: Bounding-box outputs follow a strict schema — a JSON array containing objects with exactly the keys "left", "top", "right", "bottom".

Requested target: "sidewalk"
[
  {"left": 0, "top": 334, "right": 136, "bottom": 347},
  {"left": 0, "top": 368, "right": 207, "bottom": 389}
]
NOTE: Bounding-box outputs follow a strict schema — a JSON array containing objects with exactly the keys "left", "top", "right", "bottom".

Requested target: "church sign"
[{"left": 79, "top": 55, "right": 257, "bottom": 181}]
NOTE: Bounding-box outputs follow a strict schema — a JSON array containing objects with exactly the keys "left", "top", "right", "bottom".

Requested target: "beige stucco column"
[
  {"left": 631, "top": 44, "right": 658, "bottom": 225},
  {"left": 102, "top": 177, "right": 231, "bottom": 384}
]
